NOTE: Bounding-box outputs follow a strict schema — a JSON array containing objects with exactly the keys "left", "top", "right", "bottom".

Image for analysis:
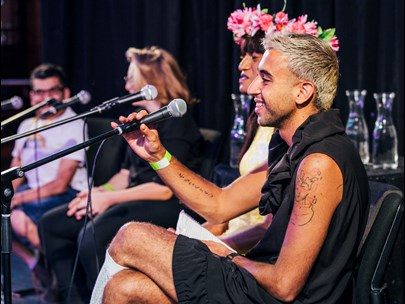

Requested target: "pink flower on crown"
[
  {"left": 302, "top": 22, "right": 318, "bottom": 36},
  {"left": 228, "top": 5, "right": 277, "bottom": 45},
  {"left": 227, "top": 7, "right": 255, "bottom": 44},
  {"left": 251, "top": 9, "right": 274, "bottom": 36},
  {"left": 329, "top": 36, "right": 340, "bottom": 52},
  {"left": 274, "top": 12, "right": 289, "bottom": 31},
  {"left": 257, "top": 14, "right": 274, "bottom": 32},
  {"left": 286, "top": 15, "right": 318, "bottom": 36},
  {"left": 227, "top": 3, "right": 340, "bottom": 52},
  {"left": 286, "top": 18, "right": 307, "bottom": 34}
]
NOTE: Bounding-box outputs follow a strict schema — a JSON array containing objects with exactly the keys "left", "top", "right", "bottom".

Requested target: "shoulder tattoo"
[{"left": 291, "top": 168, "right": 322, "bottom": 226}]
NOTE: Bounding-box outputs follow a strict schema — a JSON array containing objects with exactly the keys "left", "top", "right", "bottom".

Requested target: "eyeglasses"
[
  {"left": 31, "top": 86, "right": 64, "bottom": 96},
  {"left": 123, "top": 76, "right": 133, "bottom": 83}
]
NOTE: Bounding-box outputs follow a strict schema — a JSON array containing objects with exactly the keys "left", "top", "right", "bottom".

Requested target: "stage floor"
[{"left": 2, "top": 252, "right": 42, "bottom": 303}]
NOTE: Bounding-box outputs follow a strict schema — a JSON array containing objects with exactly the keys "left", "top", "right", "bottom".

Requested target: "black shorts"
[{"left": 172, "top": 235, "right": 281, "bottom": 304}]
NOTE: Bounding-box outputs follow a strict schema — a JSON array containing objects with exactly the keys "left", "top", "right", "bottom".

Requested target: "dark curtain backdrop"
[{"left": 40, "top": 0, "right": 404, "bottom": 158}]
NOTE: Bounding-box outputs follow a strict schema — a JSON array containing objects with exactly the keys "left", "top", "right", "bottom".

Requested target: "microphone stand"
[
  {"left": 1, "top": 97, "right": 119, "bottom": 145},
  {"left": 1, "top": 98, "right": 56, "bottom": 130},
  {"left": 1, "top": 121, "right": 128, "bottom": 304},
  {"left": 1, "top": 98, "right": 176, "bottom": 303}
]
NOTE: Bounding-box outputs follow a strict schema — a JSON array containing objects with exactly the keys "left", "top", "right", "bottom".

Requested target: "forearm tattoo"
[
  {"left": 178, "top": 173, "right": 214, "bottom": 197},
  {"left": 291, "top": 168, "right": 322, "bottom": 226}
]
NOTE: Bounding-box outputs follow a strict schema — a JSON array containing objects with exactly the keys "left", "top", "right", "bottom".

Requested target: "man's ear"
[
  {"left": 296, "top": 81, "right": 315, "bottom": 106},
  {"left": 63, "top": 87, "right": 71, "bottom": 100}
]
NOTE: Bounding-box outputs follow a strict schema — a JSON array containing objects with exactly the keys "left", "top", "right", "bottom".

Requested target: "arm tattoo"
[
  {"left": 291, "top": 168, "right": 322, "bottom": 226},
  {"left": 178, "top": 173, "right": 214, "bottom": 198}
]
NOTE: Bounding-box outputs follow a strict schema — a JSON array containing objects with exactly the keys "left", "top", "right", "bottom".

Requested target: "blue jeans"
[{"left": 14, "top": 184, "right": 79, "bottom": 225}]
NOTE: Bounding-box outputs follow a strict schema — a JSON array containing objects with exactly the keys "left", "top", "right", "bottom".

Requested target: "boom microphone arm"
[
  {"left": 1, "top": 98, "right": 185, "bottom": 303},
  {"left": 1, "top": 98, "right": 56, "bottom": 130},
  {"left": 1, "top": 85, "right": 158, "bottom": 145},
  {"left": 1, "top": 97, "right": 119, "bottom": 145}
]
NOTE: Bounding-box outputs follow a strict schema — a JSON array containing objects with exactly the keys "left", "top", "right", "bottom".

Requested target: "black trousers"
[{"left": 39, "top": 197, "right": 190, "bottom": 302}]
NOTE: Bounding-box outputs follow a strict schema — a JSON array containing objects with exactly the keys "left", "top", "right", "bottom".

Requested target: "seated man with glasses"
[
  {"left": 9, "top": 63, "right": 89, "bottom": 296},
  {"left": 31, "top": 85, "right": 65, "bottom": 96}
]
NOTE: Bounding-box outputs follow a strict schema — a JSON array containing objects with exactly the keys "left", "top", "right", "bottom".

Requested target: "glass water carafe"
[
  {"left": 372, "top": 92, "right": 398, "bottom": 169},
  {"left": 345, "top": 90, "right": 370, "bottom": 164},
  {"left": 229, "top": 93, "right": 251, "bottom": 168}
]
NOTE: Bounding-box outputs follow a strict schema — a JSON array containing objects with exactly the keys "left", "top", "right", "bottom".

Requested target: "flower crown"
[{"left": 227, "top": 3, "right": 339, "bottom": 52}]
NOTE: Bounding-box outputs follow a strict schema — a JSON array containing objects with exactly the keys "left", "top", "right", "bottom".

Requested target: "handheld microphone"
[
  {"left": 92, "top": 85, "right": 158, "bottom": 113},
  {"left": 116, "top": 98, "right": 187, "bottom": 134},
  {"left": 40, "top": 90, "right": 92, "bottom": 118},
  {"left": 1, "top": 96, "right": 24, "bottom": 110}
]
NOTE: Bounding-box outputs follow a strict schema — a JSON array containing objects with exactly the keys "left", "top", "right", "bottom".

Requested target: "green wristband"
[
  {"left": 149, "top": 150, "right": 172, "bottom": 171},
  {"left": 102, "top": 183, "right": 115, "bottom": 191}
]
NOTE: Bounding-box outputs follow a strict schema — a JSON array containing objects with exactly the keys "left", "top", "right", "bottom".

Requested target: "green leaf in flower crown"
[
  {"left": 262, "top": 8, "right": 268, "bottom": 14},
  {"left": 318, "top": 28, "right": 336, "bottom": 43}
]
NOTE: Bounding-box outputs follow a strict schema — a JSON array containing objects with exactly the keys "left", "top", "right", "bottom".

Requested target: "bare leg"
[
  {"left": 107, "top": 222, "right": 178, "bottom": 301},
  {"left": 11, "top": 210, "right": 41, "bottom": 269},
  {"left": 12, "top": 240, "right": 37, "bottom": 269},
  {"left": 11, "top": 209, "right": 41, "bottom": 248},
  {"left": 103, "top": 269, "right": 175, "bottom": 304}
]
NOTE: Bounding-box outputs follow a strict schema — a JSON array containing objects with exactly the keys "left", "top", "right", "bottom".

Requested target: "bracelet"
[
  {"left": 149, "top": 150, "right": 172, "bottom": 171},
  {"left": 226, "top": 252, "right": 242, "bottom": 261},
  {"left": 102, "top": 183, "right": 115, "bottom": 191}
]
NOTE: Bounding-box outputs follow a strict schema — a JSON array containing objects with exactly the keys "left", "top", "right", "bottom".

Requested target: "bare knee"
[
  {"left": 11, "top": 210, "right": 25, "bottom": 229},
  {"left": 11, "top": 210, "right": 40, "bottom": 248},
  {"left": 108, "top": 222, "right": 156, "bottom": 258},
  {"left": 104, "top": 270, "right": 174, "bottom": 304},
  {"left": 104, "top": 270, "right": 137, "bottom": 304},
  {"left": 11, "top": 210, "right": 30, "bottom": 236}
]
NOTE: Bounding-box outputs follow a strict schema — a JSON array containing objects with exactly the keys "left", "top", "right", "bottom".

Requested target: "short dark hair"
[
  {"left": 241, "top": 30, "right": 266, "bottom": 56},
  {"left": 30, "top": 63, "right": 68, "bottom": 88}
]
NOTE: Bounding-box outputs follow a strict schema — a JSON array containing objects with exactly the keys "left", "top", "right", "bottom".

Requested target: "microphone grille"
[
  {"left": 11, "top": 96, "right": 24, "bottom": 109},
  {"left": 142, "top": 85, "right": 158, "bottom": 100},
  {"left": 168, "top": 99, "right": 187, "bottom": 117},
  {"left": 78, "top": 90, "right": 92, "bottom": 104}
]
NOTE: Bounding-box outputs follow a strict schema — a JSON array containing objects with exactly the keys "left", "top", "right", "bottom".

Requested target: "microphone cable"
[
  {"left": 67, "top": 117, "right": 104, "bottom": 303},
  {"left": 83, "top": 118, "right": 102, "bottom": 275}
]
